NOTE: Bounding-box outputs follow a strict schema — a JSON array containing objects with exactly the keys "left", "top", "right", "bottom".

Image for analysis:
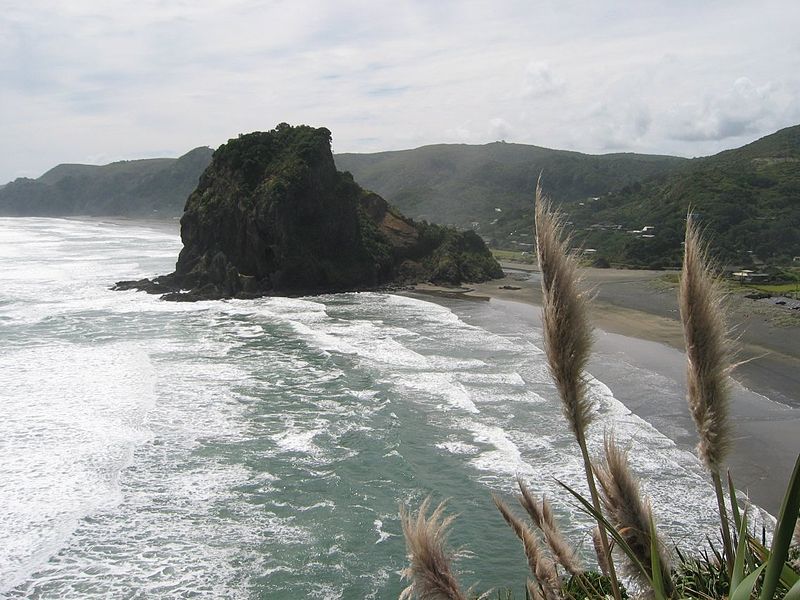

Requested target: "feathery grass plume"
[
  {"left": 593, "top": 433, "right": 674, "bottom": 596},
  {"left": 534, "top": 182, "right": 592, "bottom": 438},
  {"left": 527, "top": 579, "right": 545, "bottom": 600},
  {"left": 517, "top": 478, "right": 583, "bottom": 576},
  {"left": 399, "top": 498, "right": 468, "bottom": 600},
  {"left": 534, "top": 180, "right": 622, "bottom": 600},
  {"left": 493, "top": 495, "right": 561, "bottom": 600},
  {"left": 679, "top": 215, "right": 732, "bottom": 472},
  {"left": 679, "top": 214, "right": 734, "bottom": 571},
  {"left": 592, "top": 527, "right": 610, "bottom": 577}
]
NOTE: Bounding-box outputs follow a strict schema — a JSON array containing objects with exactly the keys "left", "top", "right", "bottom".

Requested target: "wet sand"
[{"left": 413, "top": 265, "right": 800, "bottom": 514}]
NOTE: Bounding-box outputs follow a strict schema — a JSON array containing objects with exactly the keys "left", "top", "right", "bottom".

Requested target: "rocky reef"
[{"left": 115, "top": 123, "right": 502, "bottom": 300}]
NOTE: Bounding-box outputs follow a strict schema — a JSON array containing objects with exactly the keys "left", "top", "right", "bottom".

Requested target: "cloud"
[
  {"left": 1, "top": 1, "right": 800, "bottom": 181},
  {"left": 666, "top": 77, "right": 795, "bottom": 142},
  {"left": 581, "top": 102, "right": 653, "bottom": 151},
  {"left": 521, "top": 61, "right": 565, "bottom": 98},
  {"left": 488, "top": 117, "right": 512, "bottom": 141}
]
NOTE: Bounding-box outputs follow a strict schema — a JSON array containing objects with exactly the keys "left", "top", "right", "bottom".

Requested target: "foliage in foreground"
[{"left": 399, "top": 184, "right": 800, "bottom": 599}]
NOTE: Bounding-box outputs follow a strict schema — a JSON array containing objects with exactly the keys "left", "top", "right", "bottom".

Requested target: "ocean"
[{"left": 0, "top": 217, "right": 737, "bottom": 598}]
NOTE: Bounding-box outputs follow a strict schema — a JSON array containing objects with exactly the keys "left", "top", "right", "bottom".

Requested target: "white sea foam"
[
  {"left": 373, "top": 519, "right": 394, "bottom": 544},
  {"left": 271, "top": 418, "right": 327, "bottom": 456},
  {"left": 283, "top": 287, "right": 727, "bottom": 547},
  {"left": 0, "top": 217, "right": 757, "bottom": 597},
  {"left": 0, "top": 343, "right": 156, "bottom": 592},
  {"left": 436, "top": 440, "right": 481, "bottom": 455}
]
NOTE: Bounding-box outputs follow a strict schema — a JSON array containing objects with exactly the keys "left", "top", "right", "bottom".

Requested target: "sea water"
[{"left": 0, "top": 217, "right": 729, "bottom": 598}]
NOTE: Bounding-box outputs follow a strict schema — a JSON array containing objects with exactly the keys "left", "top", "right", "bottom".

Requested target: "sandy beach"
[{"left": 413, "top": 263, "right": 800, "bottom": 515}]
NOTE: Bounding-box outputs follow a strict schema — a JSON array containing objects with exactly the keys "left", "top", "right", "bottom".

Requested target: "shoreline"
[
  {"left": 411, "top": 267, "right": 800, "bottom": 514},
  {"left": 64, "top": 215, "right": 182, "bottom": 234},
  {"left": 17, "top": 216, "right": 795, "bottom": 511}
]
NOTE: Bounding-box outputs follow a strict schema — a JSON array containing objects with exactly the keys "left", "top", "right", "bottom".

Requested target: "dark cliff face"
[
  {"left": 116, "top": 123, "right": 502, "bottom": 300},
  {"left": 175, "top": 125, "right": 379, "bottom": 293}
]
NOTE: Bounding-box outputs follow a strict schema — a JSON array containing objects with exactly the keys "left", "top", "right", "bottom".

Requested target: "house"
[{"left": 732, "top": 270, "right": 770, "bottom": 283}]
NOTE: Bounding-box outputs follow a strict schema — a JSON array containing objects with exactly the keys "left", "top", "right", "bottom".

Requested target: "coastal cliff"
[
  {"left": 0, "top": 147, "right": 213, "bottom": 217},
  {"left": 116, "top": 123, "right": 502, "bottom": 300}
]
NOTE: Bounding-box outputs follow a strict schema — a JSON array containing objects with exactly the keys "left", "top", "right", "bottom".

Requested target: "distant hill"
[
  {"left": 568, "top": 124, "right": 800, "bottom": 267},
  {"left": 5, "top": 125, "right": 797, "bottom": 268},
  {"left": 0, "top": 147, "right": 213, "bottom": 217},
  {"left": 337, "top": 126, "right": 800, "bottom": 267},
  {"left": 335, "top": 143, "right": 688, "bottom": 236}
]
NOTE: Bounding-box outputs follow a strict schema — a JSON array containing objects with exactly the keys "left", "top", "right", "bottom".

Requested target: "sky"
[{"left": 2, "top": 0, "right": 799, "bottom": 183}]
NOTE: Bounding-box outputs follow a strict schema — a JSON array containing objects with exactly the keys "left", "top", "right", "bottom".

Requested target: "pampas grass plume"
[
  {"left": 679, "top": 215, "right": 732, "bottom": 471},
  {"left": 534, "top": 182, "right": 593, "bottom": 438},
  {"left": 517, "top": 478, "right": 583, "bottom": 576},
  {"left": 400, "top": 498, "right": 468, "bottom": 600},
  {"left": 534, "top": 180, "right": 622, "bottom": 600},
  {"left": 493, "top": 495, "right": 561, "bottom": 600},
  {"left": 591, "top": 527, "right": 610, "bottom": 577},
  {"left": 594, "top": 434, "right": 673, "bottom": 595},
  {"left": 679, "top": 214, "right": 736, "bottom": 569}
]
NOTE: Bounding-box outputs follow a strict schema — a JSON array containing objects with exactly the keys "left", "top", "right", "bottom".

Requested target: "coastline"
[
  {"left": 23, "top": 216, "right": 797, "bottom": 512},
  {"left": 65, "top": 215, "right": 183, "bottom": 234},
  {"left": 411, "top": 266, "right": 800, "bottom": 515}
]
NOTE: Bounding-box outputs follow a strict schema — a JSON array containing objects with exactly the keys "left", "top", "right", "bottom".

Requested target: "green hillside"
[
  {"left": 335, "top": 142, "right": 687, "bottom": 240},
  {"left": 567, "top": 125, "right": 800, "bottom": 267},
  {"left": 337, "top": 126, "right": 800, "bottom": 268},
  {"left": 4, "top": 125, "right": 797, "bottom": 269},
  {"left": 0, "top": 147, "right": 213, "bottom": 217}
]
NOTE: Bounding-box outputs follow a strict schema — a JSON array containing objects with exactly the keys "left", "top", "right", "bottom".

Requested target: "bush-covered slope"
[
  {"left": 335, "top": 142, "right": 687, "bottom": 232},
  {"left": 338, "top": 126, "right": 800, "bottom": 267},
  {"left": 568, "top": 124, "right": 800, "bottom": 267}
]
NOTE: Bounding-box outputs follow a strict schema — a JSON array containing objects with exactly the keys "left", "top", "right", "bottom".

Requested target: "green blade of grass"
[
  {"left": 731, "top": 564, "right": 766, "bottom": 600},
  {"left": 728, "top": 471, "right": 743, "bottom": 534},
  {"left": 785, "top": 577, "right": 800, "bottom": 600},
  {"left": 748, "top": 535, "right": 799, "bottom": 589},
  {"left": 557, "top": 479, "right": 655, "bottom": 588},
  {"left": 731, "top": 508, "right": 749, "bottom": 592},
  {"left": 649, "top": 515, "right": 667, "bottom": 600},
  {"left": 758, "top": 454, "right": 800, "bottom": 600}
]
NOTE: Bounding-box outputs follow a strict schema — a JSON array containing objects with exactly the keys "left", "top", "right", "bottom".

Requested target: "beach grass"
[{"left": 743, "top": 282, "right": 800, "bottom": 294}]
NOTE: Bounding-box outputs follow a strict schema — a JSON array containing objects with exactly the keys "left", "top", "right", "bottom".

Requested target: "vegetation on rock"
[{"left": 116, "top": 123, "right": 502, "bottom": 300}]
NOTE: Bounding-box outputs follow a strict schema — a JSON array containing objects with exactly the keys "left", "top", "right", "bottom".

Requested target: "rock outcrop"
[{"left": 115, "top": 123, "right": 502, "bottom": 300}]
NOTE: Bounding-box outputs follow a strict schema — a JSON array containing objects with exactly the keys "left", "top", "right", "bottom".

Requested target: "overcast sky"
[{"left": 2, "top": 0, "right": 799, "bottom": 182}]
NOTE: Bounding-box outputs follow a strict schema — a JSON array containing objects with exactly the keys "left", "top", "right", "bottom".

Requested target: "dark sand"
[{"left": 413, "top": 264, "right": 800, "bottom": 515}]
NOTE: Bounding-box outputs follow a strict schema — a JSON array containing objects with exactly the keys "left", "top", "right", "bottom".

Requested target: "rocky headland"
[
  {"left": 0, "top": 147, "right": 213, "bottom": 217},
  {"left": 115, "top": 123, "right": 502, "bottom": 300}
]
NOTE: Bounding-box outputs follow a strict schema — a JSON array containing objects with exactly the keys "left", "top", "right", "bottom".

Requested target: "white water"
[{"left": 0, "top": 217, "right": 748, "bottom": 598}]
